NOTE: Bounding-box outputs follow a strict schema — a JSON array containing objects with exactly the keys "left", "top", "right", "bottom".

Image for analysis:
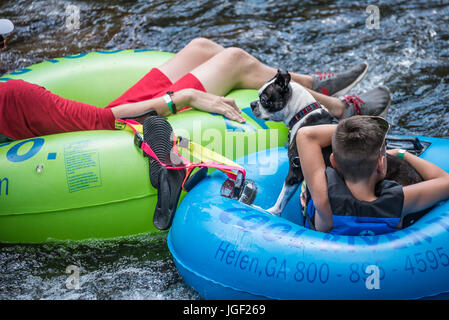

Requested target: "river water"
[{"left": 0, "top": 0, "right": 448, "bottom": 299}]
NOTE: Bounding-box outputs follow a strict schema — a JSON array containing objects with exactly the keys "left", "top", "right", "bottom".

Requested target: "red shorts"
[
  {"left": 106, "top": 68, "right": 206, "bottom": 109},
  {"left": 0, "top": 68, "right": 206, "bottom": 140}
]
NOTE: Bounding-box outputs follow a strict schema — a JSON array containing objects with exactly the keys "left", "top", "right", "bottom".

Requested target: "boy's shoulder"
[{"left": 325, "top": 167, "right": 404, "bottom": 219}]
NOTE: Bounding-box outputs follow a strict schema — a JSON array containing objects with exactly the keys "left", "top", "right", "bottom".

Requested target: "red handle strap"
[{"left": 116, "top": 119, "right": 246, "bottom": 190}]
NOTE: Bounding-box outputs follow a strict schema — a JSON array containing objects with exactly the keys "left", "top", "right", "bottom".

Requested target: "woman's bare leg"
[
  {"left": 159, "top": 38, "right": 315, "bottom": 90},
  {"left": 155, "top": 38, "right": 346, "bottom": 118},
  {"left": 190, "top": 47, "right": 307, "bottom": 94},
  {"left": 290, "top": 73, "right": 314, "bottom": 89},
  {"left": 189, "top": 47, "right": 345, "bottom": 116},
  {"left": 306, "top": 88, "right": 347, "bottom": 119},
  {"left": 158, "top": 38, "right": 224, "bottom": 83},
  {"left": 189, "top": 47, "right": 274, "bottom": 96}
]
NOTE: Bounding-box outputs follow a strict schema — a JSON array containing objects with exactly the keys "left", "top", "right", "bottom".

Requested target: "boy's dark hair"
[{"left": 332, "top": 116, "right": 387, "bottom": 182}]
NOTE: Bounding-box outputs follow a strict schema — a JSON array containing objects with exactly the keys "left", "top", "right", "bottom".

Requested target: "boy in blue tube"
[{"left": 297, "top": 116, "right": 449, "bottom": 235}]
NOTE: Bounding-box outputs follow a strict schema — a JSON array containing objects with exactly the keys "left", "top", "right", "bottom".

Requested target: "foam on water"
[{"left": 0, "top": 233, "right": 199, "bottom": 299}]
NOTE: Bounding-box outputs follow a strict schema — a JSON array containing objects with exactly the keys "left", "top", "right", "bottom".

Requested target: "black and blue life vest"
[{"left": 305, "top": 167, "right": 405, "bottom": 236}]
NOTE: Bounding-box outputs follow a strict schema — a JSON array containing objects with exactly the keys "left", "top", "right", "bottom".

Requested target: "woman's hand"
[
  {"left": 111, "top": 88, "right": 246, "bottom": 122},
  {"left": 183, "top": 89, "right": 246, "bottom": 123}
]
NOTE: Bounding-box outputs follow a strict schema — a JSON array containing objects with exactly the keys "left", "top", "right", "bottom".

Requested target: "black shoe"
[{"left": 143, "top": 115, "right": 186, "bottom": 230}]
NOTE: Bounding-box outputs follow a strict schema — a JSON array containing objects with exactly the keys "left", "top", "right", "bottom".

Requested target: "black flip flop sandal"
[{"left": 143, "top": 115, "right": 186, "bottom": 230}]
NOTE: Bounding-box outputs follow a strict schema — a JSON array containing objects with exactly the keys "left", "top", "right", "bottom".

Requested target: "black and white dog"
[
  {"left": 250, "top": 70, "right": 333, "bottom": 215},
  {"left": 250, "top": 69, "right": 422, "bottom": 217}
]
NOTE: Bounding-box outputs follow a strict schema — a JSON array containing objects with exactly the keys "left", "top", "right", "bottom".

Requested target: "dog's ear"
[{"left": 274, "top": 69, "right": 291, "bottom": 90}]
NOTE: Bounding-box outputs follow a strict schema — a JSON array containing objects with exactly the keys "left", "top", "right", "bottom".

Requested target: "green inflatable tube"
[{"left": 0, "top": 50, "right": 288, "bottom": 243}]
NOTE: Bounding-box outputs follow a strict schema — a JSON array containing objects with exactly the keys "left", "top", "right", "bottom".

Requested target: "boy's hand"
[{"left": 386, "top": 148, "right": 399, "bottom": 157}]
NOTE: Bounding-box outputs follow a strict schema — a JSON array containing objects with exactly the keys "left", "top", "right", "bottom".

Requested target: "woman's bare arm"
[{"left": 110, "top": 88, "right": 246, "bottom": 123}]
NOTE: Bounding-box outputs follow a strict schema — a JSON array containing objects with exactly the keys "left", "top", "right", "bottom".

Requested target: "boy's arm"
[
  {"left": 388, "top": 149, "right": 449, "bottom": 214},
  {"left": 296, "top": 124, "right": 337, "bottom": 232}
]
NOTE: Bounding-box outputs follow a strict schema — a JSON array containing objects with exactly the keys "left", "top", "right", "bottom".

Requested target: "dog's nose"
[{"left": 250, "top": 101, "right": 257, "bottom": 110}]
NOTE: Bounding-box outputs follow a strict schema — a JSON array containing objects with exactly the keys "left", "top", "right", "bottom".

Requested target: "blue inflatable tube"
[{"left": 168, "top": 136, "right": 449, "bottom": 299}]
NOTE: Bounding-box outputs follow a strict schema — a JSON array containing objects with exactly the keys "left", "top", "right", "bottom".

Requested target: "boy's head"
[{"left": 331, "top": 116, "right": 389, "bottom": 183}]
